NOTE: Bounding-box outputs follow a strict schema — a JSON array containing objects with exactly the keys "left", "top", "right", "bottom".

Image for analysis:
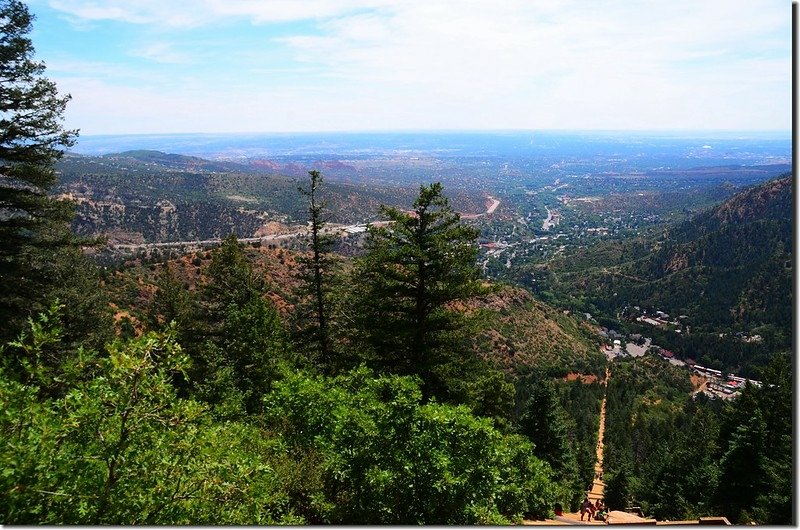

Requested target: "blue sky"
[{"left": 27, "top": 0, "right": 793, "bottom": 135}]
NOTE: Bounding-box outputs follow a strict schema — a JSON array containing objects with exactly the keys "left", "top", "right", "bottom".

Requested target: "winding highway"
[{"left": 106, "top": 196, "right": 501, "bottom": 253}]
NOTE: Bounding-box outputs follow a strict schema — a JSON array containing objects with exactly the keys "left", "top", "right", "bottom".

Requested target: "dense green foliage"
[
  {"left": 0, "top": 318, "right": 304, "bottom": 524},
  {"left": 514, "top": 373, "right": 604, "bottom": 511},
  {"left": 264, "top": 368, "right": 560, "bottom": 523},
  {"left": 172, "top": 234, "right": 290, "bottom": 416},
  {"left": 0, "top": 307, "right": 566, "bottom": 524},
  {"left": 603, "top": 354, "right": 793, "bottom": 524},
  {"left": 517, "top": 378, "right": 579, "bottom": 503}
]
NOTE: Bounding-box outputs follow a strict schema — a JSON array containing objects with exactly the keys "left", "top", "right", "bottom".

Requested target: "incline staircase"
[
  {"left": 587, "top": 368, "right": 608, "bottom": 505},
  {"left": 523, "top": 366, "right": 730, "bottom": 526}
]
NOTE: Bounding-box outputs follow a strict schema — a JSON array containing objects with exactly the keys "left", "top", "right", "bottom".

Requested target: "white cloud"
[
  {"left": 39, "top": 0, "right": 791, "bottom": 132},
  {"left": 130, "top": 42, "right": 193, "bottom": 64},
  {"left": 274, "top": 0, "right": 790, "bottom": 130}
]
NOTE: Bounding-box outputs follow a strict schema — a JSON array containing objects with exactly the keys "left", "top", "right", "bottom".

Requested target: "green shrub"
[{"left": 263, "top": 367, "right": 559, "bottom": 524}]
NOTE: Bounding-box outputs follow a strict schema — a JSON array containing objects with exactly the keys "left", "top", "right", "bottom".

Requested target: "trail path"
[
  {"left": 587, "top": 367, "right": 609, "bottom": 504},
  {"left": 524, "top": 367, "right": 653, "bottom": 526},
  {"left": 524, "top": 366, "right": 714, "bottom": 525}
]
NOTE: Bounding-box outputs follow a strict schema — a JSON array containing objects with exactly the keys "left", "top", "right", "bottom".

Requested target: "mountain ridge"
[{"left": 528, "top": 174, "right": 792, "bottom": 369}]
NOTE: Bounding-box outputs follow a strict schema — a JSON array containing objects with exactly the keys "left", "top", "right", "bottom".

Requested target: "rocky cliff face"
[{"left": 64, "top": 192, "right": 273, "bottom": 244}]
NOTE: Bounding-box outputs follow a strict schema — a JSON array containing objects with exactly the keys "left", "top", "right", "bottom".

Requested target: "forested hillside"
[
  {"left": 55, "top": 150, "right": 488, "bottom": 245},
  {"left": 602, "top": 353, "right": 792, "bottom": 524},
  {"left": 541, "top": 175, "right": 790, "bottom": 330},
  {"left": 102, "top": 251, "right": 607, "bottom": 378},
  {"left": 468, "top": 287, "right": 605, "bottom": 376},
  {"left": 624, "top": 175, "right": 791, "bottom": 330},
  {"left": 525, "top": 175, "right": 792, "bottom": 374},
  {"left": 54, "top": 151, "right": 421, "bottom": 243}
]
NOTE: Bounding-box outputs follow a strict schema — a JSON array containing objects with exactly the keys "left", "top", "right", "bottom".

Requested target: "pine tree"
[
  {"left": 190, "top": 235, "right": 287, "bottom": 415},
  {"left": 646, "top": 404, "right": 720, "bottom": 520},
  {"left": 202, "top": 234, "right": 264, "bottom": 312},
  {"left": 352, "top": 183, "right": 485, "bottom": 401},
  {"left": 146, "top": 264, "right": 191, "bottom": 333},
  {"left": 716, "top": 409, "right": 770, "bottom": 523},
  {"left": 0, "top": 0, "right": 79, "bottom": 340},
  {"left": 294, "top": 170, "right": 337, "bottom": 371},
  {"left": 714, "top": 353, "right": 793, "bottom": 524},
  {"left": 518, "top": 378, "right": 578, "bottom": 484},
  {"left": 604, "top": 463, "right": 631, "bottom": 511}
]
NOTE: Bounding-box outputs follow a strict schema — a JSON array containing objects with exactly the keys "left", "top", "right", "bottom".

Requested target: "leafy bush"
[
  {"left": 0, "top": 325, "right": 303, "bottom": 524},
  {"left": 263, "top": 367, "right": 561, "bottom": 524}
]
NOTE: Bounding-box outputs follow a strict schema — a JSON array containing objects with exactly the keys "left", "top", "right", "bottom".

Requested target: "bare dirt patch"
[
  {"left": 690, "top": 374, "right": 708, "bottom": 391},
  {"left": 254, "top": 221, "right": 302, "bottom": 237},
  {"left": 564, "top": 372, "right": 599, "bottom": 384}
]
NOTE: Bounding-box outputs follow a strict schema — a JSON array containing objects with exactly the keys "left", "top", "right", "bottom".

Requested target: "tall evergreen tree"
[
  {"left": 146, "top": 264, "right": 191, "bottom": 334},
  {"left": 352, "top": 183, "right": 485, "bottom": 401},
  {"left": 294, "top": 170, "right": 337, "bottom": 371},
  {"left": 646, "top": 404, "right": 720, "bottom": 520},
  {"left": 0, "top": 0, "right": 80, "bottom": 340},
  {"left": 604, "top": 463, "right": 631, "bottom": 511},
  {"left": 518, "top": 379, "right": 577, "bottom": 480},
  {"left": 45, "top": 247, "right": 112, "bottom": 352},
  {"left": 190, "top": 235, "right": 287, "bottom": 415},
  {"left": 202, "top": 234, "right": 264, "bottom": 312},
  {"left": 716, "top": 409, "right": 770, "bottom": 523}
]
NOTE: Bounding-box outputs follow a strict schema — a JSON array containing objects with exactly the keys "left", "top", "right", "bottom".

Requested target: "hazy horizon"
[
  {"left": 75, "top": 128, "right": 793, "bottom": 138},
  {"left": 67, "top": 130, "right": 793, "bottom": 170}
]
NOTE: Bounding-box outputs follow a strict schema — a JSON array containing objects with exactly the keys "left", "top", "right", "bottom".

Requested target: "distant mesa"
[{"left": 249, "top": 159, "right": 282, "bottom": 171}]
